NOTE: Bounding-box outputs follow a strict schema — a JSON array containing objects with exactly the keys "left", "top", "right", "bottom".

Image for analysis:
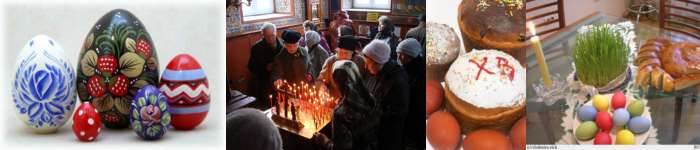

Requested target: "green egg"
[
  {"left": 576, "top": 121, "right": 599, "bottom": 140},
  {"left": 628, "top": 100, "right": 645, "bottom": 117}
]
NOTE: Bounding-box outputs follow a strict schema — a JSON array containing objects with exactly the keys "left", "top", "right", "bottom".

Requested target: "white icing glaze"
[
  {"left": 427, "top": 22, "right": 461, "bottom": 65},
  {"left": 445, "top": 49, "right": 525, "bottom": 108}
]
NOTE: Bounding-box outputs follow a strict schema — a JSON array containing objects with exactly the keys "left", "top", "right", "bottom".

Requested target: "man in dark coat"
[
  {"left": 396, "top": 38, "right": 426, "bottom": 149},
  {"left": 272, "top": 29, "right": 313, "bottom": 86},
  {"left": 247, "top": 23, "right": 283, "bottom": 107},
  {"left": 361, "top": 40, "right": 410, "bottom": 150}
]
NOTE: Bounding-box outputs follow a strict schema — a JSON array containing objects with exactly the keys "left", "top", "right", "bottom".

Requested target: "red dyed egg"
[
  {"left": 594, "top": 131, "right": 612, "bottom": 144},
  {"left": 72, "top": 102, "right": 102, "bottom": 142},
  {"left": 427, "top": 111, "right": 460, "bottom": 150},
  {"left": 511, "top": 117, "right": 526, "bottom": 150},
  {"left": 595, "top": 112, "right": 613, "bottom": 131},
  {"left": 426, "top": 80, "right": 443, "bottom": 115},
  {"left": 611, "top": 91, "right": 626, "bottom": 111},
  {"left": 160, "top": 54, "right": 210, "bottom": 130}
]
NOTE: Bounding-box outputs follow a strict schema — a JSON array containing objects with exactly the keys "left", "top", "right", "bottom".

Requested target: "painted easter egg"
[
  {"left": 12, "top": 35, "right": 76, "bottom": 133},
  {"left": 577, "top": 105, "right": 597, "bottom": 121},
  {"left": 595, "top": 112, "right": 612, "bottom": 131},
  {"left": 610, "top": 91, "right": 626, "bottom": 110},
  {"left": 628, "top": 116, "right": 651, "bottom": 134},
  {"left": 72, "top": 102, "right": 102, "bottom": 142},
  {"left": 131, "top": 85, "right": 171, "bottom": 140},
  {"left": 160, "top": 54, "right": 209, "bottom": 130},
  {"left": 612, "top": 109, "right": 630, "bottom": 127},
  {"left": 76, "top": 9, "right": 160, "bottom": 129}
]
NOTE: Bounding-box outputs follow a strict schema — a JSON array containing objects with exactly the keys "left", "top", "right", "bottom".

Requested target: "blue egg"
[
  {"left": 628, "top": 116, "right": 650, "bottom": 134},
  {"left": 613, "top": 109, "right": 630, "bottom": 126},
  {"left": 578, "top": 105, "right": 597, "bottom": 121},
  {"left": 131, "top": 85, "right": 171, "bottom": 140}
]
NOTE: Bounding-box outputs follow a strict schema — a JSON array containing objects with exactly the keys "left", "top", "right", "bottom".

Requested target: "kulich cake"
[
  {"left": 426, "top": 22, "right": 461, "bottom": 81},
  {"left": 444, "top": 49, "right": 526, "bottom": 134},
  {"left": 458, "top": 1, "right": 527, "bottom": 64}
]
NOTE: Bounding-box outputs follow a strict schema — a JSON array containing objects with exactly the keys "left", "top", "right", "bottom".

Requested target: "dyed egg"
[
  {"left": 611, "top": 91, "right": 626, "bottom": 110},
  {"left": 160, "top": 54, "right": 209, "bottom": 130},
  {"left": 595, "top": 112, "right": 612, "bottom": 131},
  {"left": 612, "top": 109, "right": 630, "bottom": 127},
  {"left": 131, "top": 85, "right": 171, "bottom": 140},
  {"left": 12, "top": 35, "right": 76, "bottom": 133},
  {"left": 575, "top": 121, "right": 598, "bottom": 140},
  {"left": 615, "top": 129, "right": 635, "bottom": 144},
  {"left": 427, "top": 111, "right": 460, "bottom": 150},
  {"left": 628, "top": 100, "right": 646, "bottom": 117},
  {"left": 463, "top": 129, "right": 512, "bottom": 150},
  {"left": 511, "top": 117, "right": 526, "bottom": 150},
  {"left": 426, "top": 80, "right": 443, "bottom": 115},
  {"left": 628, "top": 116, "right": 651, "bottom": 134},
  {"left": 72, "top": 102, "right": 102, "bottom": 142},
  {"left": 76, "top": 9, "right": 160, "bottom": 129},
  {"left": 577, "top": 105, "right": 597, "bottom": 121},
  {"left": 592, "top": 95, "right": 609, "bottom": 112},
  {"left": 593, "top": 131, "right": 611, "bottom": 145}
]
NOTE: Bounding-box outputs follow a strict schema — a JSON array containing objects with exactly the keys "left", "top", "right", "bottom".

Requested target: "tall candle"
[{"left": 527, "top": 22, "right": 552, "bottom": 87}]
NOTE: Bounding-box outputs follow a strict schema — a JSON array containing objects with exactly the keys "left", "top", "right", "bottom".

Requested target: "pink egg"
[
  {"left": 160, "top": 54, "right": 210, "bottom": 130},
  {"left": 611, "top": 91, "right": 626, "bottom": 111},
  {"left": 595, "top": 112, "right": 613, "bottom": 131}
]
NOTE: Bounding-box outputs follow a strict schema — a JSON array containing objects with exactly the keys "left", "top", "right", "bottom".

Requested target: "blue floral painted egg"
[
  {"left": 131, "top": 85, "right": 170, "bottom": 140},
  {"left": 12, "top": 35, "right": 76, "bottom": 133}
]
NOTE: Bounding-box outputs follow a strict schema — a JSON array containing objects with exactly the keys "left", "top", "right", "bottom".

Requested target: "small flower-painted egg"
[
  {"left": 72, "top": 102, "right": 102, "bottom": 142},
  {"left": 76, "top": 9, "right": 160, "bottom": 129},
  {"left": 575, "top": 121, "right": 598, "bottom": 141},
  {"left": 593, "top": 131, "right": 612, "bottom": 145},
  {"left": 160, "top": 54, "right": 209, "bottom": 130},
  {"left": 612, "top": 109, "right": 630, "bottom": 127},
  {"left": 12, "top": 35, "right": 76, "bottom": 134},
  {"left": 611, "top": 91, "right": 626, "bottom": 110},
  {"left": 578, "top": 105, "right": 597, "bottom": 121},
  {"left": 615, "top": 129, "right": 635, "bottom": 144},
  {"left": 592, "top": 95, "right": 609, "bottom": 112},
  {"left": 595, "top": 112, "right": 613, "bottom": 131},
  {"left": 628, "top": 116, "right": 651, "bottom": 134},
  {"left": 131, "top": 85, "right": 171, "bottom": 140}
]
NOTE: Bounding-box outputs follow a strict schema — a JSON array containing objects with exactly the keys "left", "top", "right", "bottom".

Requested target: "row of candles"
[{"left": 269, "top": 79, "right": 337, "bottom": 130}]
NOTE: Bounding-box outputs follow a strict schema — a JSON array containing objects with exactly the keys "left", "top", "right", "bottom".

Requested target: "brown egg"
[
  {"left": 427, "top": 111, "right": 460, "bottom": 150},
  {"left": 426, "top": 80, "right": 444, "bottom": 115},
  {"left": 511, "top": 117, "right": 526, "bottom": 150},
  {"left": 463, "top": 129, "right": 512, "bottom": 150}
]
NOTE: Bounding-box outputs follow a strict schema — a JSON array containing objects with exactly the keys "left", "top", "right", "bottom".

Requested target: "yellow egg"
[
  {"left": 592, "top": 95, "right": 609, "bottom": 112},
  {"left": 615, "top": 129, "right": 635, "bottom": 145}
]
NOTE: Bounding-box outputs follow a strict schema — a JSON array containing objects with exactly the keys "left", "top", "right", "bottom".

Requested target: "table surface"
[{"left": 526, "top": 12, "right": 700, "bottom": 144}]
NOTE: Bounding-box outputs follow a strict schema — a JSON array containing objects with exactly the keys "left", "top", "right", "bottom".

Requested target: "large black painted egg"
[{"left": 76, "top": 9, "right": 160, "bottom": 129}]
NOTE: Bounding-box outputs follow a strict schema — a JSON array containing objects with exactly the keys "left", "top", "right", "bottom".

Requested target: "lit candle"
[{"left": 527, "top": 21, "right": 552, "bottom": 88}]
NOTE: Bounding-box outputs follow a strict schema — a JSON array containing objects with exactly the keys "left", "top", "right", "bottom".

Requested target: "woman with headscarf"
[
  {"left": 374, "top": 16, "right": 400, "bottom": 61},
  {"left": 300, "top": 20, "right": 332, "bottom": 54},
  {"left": 305, "top": 31, "right": 330, "bottom": 80},
  {"left": 312, "top": 60, "right": 381, "bottom": 150}
]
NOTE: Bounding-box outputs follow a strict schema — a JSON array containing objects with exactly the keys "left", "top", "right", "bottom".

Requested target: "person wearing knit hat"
[
  {"left": 362, "top": 40, "right": 410, "bottom": 150},
  {"left": 271, "top": 29, "right": 313, "bottom": 87},
  {"left": 318, "top": 35, "right": 365, "bottom": 99},
  {"left": 396, "top": 38, "right": 426, "bottom": 150},
  {"left": 305, "top": 31, "right": 329, "bottom": 80},
  {"left": 362, "top": 40, "right": 391, "bottom": 75},
  {"left": 396, "top": 38, "right": 422, "bottom": 65}
]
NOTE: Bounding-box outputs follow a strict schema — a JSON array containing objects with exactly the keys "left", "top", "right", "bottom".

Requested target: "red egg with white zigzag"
[{"left": 159, "top": 54, "right": 209, "bottom": 130}]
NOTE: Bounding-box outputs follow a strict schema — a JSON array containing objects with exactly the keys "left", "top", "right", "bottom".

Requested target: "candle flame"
[{"left": 526, "top": 21, "right": 537, "bottom": 36}]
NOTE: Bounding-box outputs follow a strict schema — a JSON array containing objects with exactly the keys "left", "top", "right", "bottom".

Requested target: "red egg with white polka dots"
[{"left": 72, "top": 102, "right": 102, "bottom": 142}]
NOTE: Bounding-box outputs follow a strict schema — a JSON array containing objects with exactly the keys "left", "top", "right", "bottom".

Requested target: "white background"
[{"left": 0, "top": 0, "right": 226, "bottom": 149}]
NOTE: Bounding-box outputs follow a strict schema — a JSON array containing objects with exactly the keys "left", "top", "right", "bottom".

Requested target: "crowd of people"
[{"left": 241, "top": 11, "right": 426, "bottom": 150}]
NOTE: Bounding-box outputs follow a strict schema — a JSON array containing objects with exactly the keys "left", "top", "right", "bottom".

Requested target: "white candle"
[{"left": 527, "top": 22, "right": 552, "bottom": 87}]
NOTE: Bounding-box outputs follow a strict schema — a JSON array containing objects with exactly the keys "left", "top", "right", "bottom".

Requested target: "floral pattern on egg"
[
  {"left": 131, "top": 85, "right": 170, "bottom": 140},
  {"left": 12, "top": 35, "right": 76, "bottom": 133},
  {"left": 76, "top": 9, "right": 160, "bottom": 129}
]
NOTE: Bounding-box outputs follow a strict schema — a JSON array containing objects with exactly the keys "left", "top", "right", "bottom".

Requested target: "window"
[
  {"left": 353, "top": 0, "right": 390, "bottom": 10},
  {"left": 242, "top": 0, "right": 274, "bottom": 17}
]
